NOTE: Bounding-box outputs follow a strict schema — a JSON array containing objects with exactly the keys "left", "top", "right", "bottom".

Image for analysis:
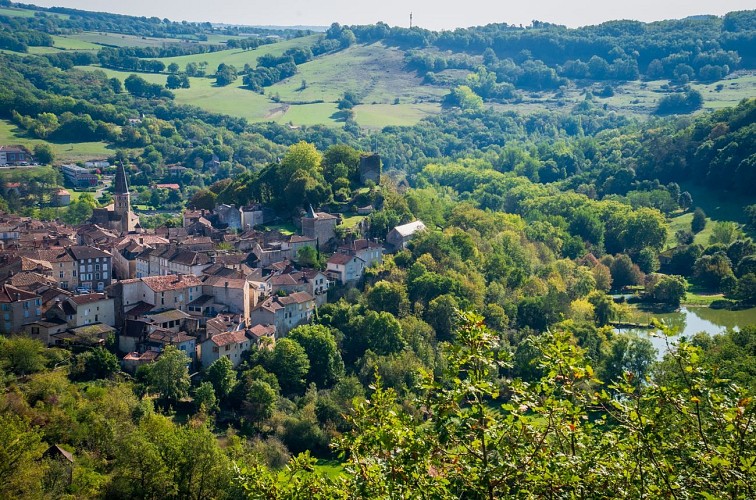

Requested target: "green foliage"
[
  {"left": 205, "top": 356, "right": 237, "bottom": 401},
  {"left": 709, "top": 221, "right": 741, "bottom": 246},
  {"left": 143, "top": 345, "right": 191, "bottom": 403},
  {"left": 445, "top": 85, "right": 483, "bottom": 112},
  {"left": 215, "top": 62, "right": 238, "bottom": 86},
  {"left": 243, "top": 379, "right": 277, "bottom": 425},
  {"left": 296, "top": 245, "right": 323, "bottom": 268},
  {"left": 692, "top": 207, "right": 707, "bottom": 233},
  {"left": 194, "top": 381, "right": 218, "bottom": 413},
  {"left": 288, "top": 324, "right": 344, "bottom": 389},
  {"left": 364, "top": 280, "right": 409, "bottom": 317},
  {"left": 647, "top": 273, "right": 688, "bottom": 306},
  {"left": 70, "top": 348, "right": 119, "bottom": 381},
  {"left": 656, "top": 89, "right": 704, "bottom": 115},
  {"left": 0, "top": 336, "right": 47, "bottom": 376},
  {"left": 190, "top": 188, "right": 217, "bottom": 210},
  {"left": 32, "top": 142, "right": 54, "bottom": 164},
  {"left": 0, "top": 413, "right": 44, "bottom": 497},
  {"left": 269, "top": 338, "right": 310, "bottom": 395}
]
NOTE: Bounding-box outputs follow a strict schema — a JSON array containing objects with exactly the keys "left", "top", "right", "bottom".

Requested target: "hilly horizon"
[{"left": 0, "top": 1, "right": 755, "bottom": 498}]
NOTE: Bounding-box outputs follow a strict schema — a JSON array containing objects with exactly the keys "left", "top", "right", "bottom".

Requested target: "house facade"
[
  {"left": 0, "top": 284, "right": 41, "bottom": 334},
  {"left": 326, "top": 253, "right": 366, "bottom": 285},
  {"left": 66, "top": 246, "right": 113, "bottom": 292},
  {"left": 252, "top": 291, "right": 315, "bottom": 337},
  {"left": 200, "top": 330, "right": 251, "bottom": 368}
]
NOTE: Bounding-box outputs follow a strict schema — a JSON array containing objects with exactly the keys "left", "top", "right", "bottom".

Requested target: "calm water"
[{"left": 617, "top": 307, "right": 756, "bottom": 358}]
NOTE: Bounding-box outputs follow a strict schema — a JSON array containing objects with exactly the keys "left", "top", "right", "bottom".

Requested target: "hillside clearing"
[
  {"left": 148, "top": 35, "right": 321, "bottom": 69},
  {"left": 0, "top": 119, "right": 113, "bottom": 163}
]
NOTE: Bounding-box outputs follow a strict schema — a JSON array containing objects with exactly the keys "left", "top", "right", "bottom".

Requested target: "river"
[{"left": 616, "top": 306, "right": 756, "bottom": 358}]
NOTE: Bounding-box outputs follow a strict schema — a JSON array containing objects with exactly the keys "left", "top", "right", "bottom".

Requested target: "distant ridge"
[{"left": 211, "top": 24, "right": 328, "bottom": 32}]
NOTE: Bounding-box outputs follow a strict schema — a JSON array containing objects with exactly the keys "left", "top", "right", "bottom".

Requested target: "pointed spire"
[
  {"left": 114, "top": 163, "right": 129, "bottom": 195},
  {"left": 308, "top": 204, "right": 317, "bottom": 219}
]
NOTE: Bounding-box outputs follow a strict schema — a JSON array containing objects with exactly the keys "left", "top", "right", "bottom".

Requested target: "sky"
[{"left": 30, "top": 0, "right": 755, "bottom": 30}]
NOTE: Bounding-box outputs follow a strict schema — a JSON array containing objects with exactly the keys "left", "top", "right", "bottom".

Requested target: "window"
[
  {"left": 225, "top": 345, "right": 230, "bottom": 351},
  {"left": 103, "top": 272, "right": 108, "bottom": 280},
  {"left": 95, "top": 264, "right": 100, "bottom": 271},
  {"left": 59, "top": 271, "right": 64, "bottom": 278}
]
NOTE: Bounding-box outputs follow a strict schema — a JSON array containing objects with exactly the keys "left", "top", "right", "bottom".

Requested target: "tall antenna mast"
[{"left": 410, "top": 12, "right": 413, "bottom": 28}]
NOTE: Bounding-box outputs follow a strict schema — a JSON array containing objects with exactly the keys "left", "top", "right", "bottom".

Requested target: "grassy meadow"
[
  {"left": 0, "top": 119, "right": 113, "bottom": 164},
  {"left": 0, "top": 6, "right": 69, "bottom": 18},
  {"left": 148, "top": 35, "right": 320, "bottom": 70},
  {"left": 267, "top": 43, "right": 446, "bottom": 104}
]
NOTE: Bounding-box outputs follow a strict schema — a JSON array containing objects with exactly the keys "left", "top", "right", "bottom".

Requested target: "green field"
[
  {"left": 80, "top": 41, "right": 447, "bottom": 128},
  {"left": 0, "top": 6, "right": 69, "bottom": 18},
  {"left": 666, "top": 212, "right": 715, "bottom": 249},
  {"left": 312, "top": 459, "right": 344, "bottom": 479},
  {"left": 268, "top": 43, "right": 446, "bottom": 105},
  {"left": 0, "top": 119, "right": 113, "bottom": 163},
  {"left": 665, "top": 183, "right": 756, "bottom": 249},
  {"left": 78, "top": 67, "right": 279, "bottom": 121},
  {"left": 487, "top": 72, "right": 756, "bottom": 117},
  {"left": 0, "top": 6, "right": 38, "bottom": 18},
  {"left": 150, "top": 35, "right": 320, "bottom": 70},
  {"left": 77, "top": 65, "right": 440, "bottom": 128},
  {"left": 353, "top": 103, "right": 442, "bottom": 129},
  {"left": 75, "top": 44, "right": 755, "bottom": 129},
  {"left": 50, "top": 34, "right": 103, "bottom": 51}
]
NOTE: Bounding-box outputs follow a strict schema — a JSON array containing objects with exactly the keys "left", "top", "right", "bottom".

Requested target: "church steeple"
[
  {"left": 114, "top": 163, "right": 129, "bottom": 195},
  {"left": 112, "top": 163, "right": 135, "bottom": 234}
]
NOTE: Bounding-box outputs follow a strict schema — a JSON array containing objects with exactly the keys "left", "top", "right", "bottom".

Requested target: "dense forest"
[{"left": 0, "top": 3, "right": 755, "bottom": 498}]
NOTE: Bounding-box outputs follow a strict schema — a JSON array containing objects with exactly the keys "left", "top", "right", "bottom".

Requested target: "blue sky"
[{"left": 32, "top": 0, "right": 754, "bottom": 30}]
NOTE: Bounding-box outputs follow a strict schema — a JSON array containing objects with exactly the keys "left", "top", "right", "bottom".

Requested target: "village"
[{"left": 0, "top": 153, "right": 426, "bottom": 373}]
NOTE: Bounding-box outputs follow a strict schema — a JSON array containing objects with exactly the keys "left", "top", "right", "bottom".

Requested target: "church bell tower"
[{"left": 113, "top": 163, "right": 134, "bottom": 234}]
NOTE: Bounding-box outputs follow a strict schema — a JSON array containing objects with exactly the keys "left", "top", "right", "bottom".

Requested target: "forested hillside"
[{"left": 0, "top": 2, "right": 755, "bottom": 499}]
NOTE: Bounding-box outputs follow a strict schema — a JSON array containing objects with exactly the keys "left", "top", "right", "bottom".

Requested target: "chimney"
[{"left": 224, "top": 281, "right": 229, "bottom": 288}]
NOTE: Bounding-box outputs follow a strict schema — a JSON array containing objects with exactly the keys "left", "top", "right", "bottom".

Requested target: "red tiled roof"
[
  {"left": 327, "top": 253, "right": 361, "bottom": 265},
  {"left": 0, "top": 284, "right": 38, "bottom": 302},
  {"left": 141, "top": 274, "right": 202, "bottom": 292},
  {"left": 202, "top": 275, "right": 247, "bottom": 289},
  {"left": 249, "top": 324, "right": 275, "bottom": 338},
  {"left": 69, "top": 293, "right": 108, "bottom": 305},
  {"left": 208, "top": 330, "right": 249, "bottom": 347}
]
